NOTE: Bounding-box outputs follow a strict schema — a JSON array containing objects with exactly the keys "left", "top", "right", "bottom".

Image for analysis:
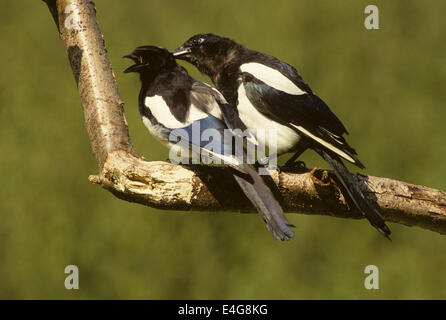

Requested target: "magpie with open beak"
[
  {"left": 172, "top": 34, "right": 391, "bottom": 239},
  {"left": 123, "top": 45, "right": 294, "bottom": 241}
]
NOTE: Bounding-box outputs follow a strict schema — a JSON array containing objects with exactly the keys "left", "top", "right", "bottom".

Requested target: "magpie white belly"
[{"left": 237, "top": 84, "right": 300, "bottom": 155}]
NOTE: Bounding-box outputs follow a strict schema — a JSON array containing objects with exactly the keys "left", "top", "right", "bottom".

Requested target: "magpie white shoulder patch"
[
  {"left": 240, "top": 62, "right": 307, "bottom": 95},
  {"left": 144, "top": 95, "right": 208, "bottom": 129}
]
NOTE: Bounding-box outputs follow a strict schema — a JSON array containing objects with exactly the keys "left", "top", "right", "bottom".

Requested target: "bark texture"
[{"left": 44, "top": 0, "right": 446, "bottom": 236}]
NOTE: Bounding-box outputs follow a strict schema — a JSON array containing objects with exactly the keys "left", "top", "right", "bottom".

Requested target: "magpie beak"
[
  {"left": 122, "top": 53, "right": 147, "bottom": 73},
  {"left": 171, "top": 46, "right": 191, "bottom": 58}
]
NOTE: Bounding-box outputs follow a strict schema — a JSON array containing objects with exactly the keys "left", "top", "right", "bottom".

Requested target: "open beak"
[
  {"left": 122, "top": 53, "right": 137, "bottom": 60},
  {"left": 122, "top": 53, "right": 144, "bottom": 73},
  {"left": 171, "top": 46, "right": 191, "bottom": 58}
]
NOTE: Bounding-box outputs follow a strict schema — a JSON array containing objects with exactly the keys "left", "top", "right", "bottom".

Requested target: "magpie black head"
[
  {"left": 123, "top": 46, "right": 177, "bottom": 75},
  {"left": 172, "top": 34, "right": 242, "bottom": 77}
]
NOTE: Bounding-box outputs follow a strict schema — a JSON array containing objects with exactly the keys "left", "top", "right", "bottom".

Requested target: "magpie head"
[
  {"left": 172, "top": 34, "right": 240, "bottom": 77},
  {"left": 123, "top": 46, "right": 177, "bottom": 75}
]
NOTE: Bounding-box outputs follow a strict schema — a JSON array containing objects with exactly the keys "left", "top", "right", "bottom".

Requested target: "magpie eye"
[{"left": 192, "top": 37, "right": 206, "bottom": 46}]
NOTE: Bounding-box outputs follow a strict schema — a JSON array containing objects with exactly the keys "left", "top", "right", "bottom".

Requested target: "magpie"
[
  {"left": 172, "top": 34, "right": 391, "bottom": 239},
  {"left": 123, "top": 45, "right": 295, "bottom": 241}
]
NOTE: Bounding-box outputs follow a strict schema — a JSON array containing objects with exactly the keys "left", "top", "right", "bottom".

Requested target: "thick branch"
[
  {"left": 44, "top": 0, "right": 446, "bottom": 235},
  {"left": 43, "top": 0, "right": 136, "bottom": 169},
  {"left": 86, "top": 151, "right": 446, "bottom": 235}
]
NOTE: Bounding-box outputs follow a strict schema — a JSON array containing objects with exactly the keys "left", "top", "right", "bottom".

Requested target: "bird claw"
[{"left": 284, "top": 160, "right": 307, "bottom": 170}]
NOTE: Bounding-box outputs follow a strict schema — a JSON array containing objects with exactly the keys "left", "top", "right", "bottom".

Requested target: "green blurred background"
[{"left": 0, "top": 0, "right": 445, "bottom": 299}]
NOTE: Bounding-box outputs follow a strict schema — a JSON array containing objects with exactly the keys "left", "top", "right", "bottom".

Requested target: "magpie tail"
[
  {"left": 232, "top": 163, "right": 295, "bottom": 241},
  {"left": 315, "top": 148, "right": 391, "bottom": 240}
]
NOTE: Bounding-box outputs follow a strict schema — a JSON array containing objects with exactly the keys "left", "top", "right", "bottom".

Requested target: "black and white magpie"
[
  {"left": 172, "top": 34, "right": 391, "bottom": 239},
  {"left": 123, "top": 45, "right": 294, "bottom": 241}
]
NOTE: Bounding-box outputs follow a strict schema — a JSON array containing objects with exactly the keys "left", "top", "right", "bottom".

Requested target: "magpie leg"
[
  {"left": 283, "top": 152, "right": 301, "bottom": 167},
  {"left": 284, "top": 141, "right": 308, "bottom": 168}
]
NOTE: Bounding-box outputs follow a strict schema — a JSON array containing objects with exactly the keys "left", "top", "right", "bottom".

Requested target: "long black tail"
[
  {"left": 315, "top": 148, "right": 391, "bottom": 240},
  {"left": 232, "top": 163, "right": 295, "bottom": 241}
]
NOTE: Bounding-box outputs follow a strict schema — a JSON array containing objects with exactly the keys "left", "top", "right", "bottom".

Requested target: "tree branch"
[
  {"left": 43, "top": 0, "right": 446, "bottom": 235},
  {"left": 43, "top": 0, "right": 137, "bottom": 169}
]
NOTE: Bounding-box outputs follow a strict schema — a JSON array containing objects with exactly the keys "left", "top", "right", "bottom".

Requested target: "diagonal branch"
[
  {"left": 43, "top": 0, "right": 137, "bottom": 169},
  {"left": 43, "top": 0, "right": 446, "bottom": 236}
]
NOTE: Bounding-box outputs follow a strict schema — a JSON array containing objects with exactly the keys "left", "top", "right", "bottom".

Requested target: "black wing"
[
  {"left": 238, "top": 56, "right": 390, "bottom": 238},
  {"left": 191, "top": 80, "right": 258, "bottom": 145},
  {"left": 242, "top": 73, "right": 364, "bottom": 168},
  {"left": 189, "top": 81, "right": 295, "bottom": 240},
  {"left": 164, "top": 79, "right": 295, "bottom": 240}
]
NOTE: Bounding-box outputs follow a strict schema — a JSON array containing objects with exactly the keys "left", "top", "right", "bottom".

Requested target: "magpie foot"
[{"left": 284, "top": 160, "right": 307, "bottom": 170}]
